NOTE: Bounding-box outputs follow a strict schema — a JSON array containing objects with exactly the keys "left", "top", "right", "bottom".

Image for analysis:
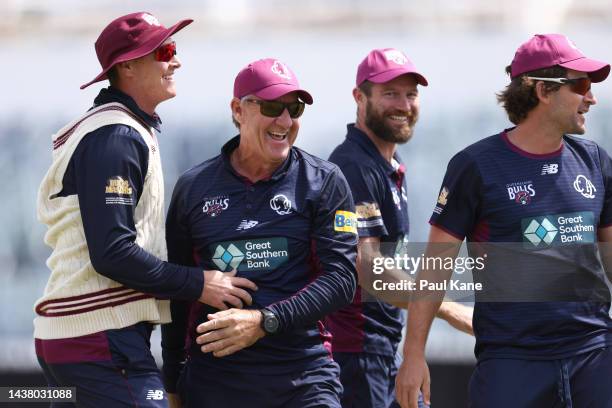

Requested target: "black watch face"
[{"left": 264, "top": 315, "right": 279, "bottom": 333}]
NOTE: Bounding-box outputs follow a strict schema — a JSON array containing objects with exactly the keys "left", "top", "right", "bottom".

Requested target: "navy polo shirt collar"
[
  {"left": 93, "top": 87, "right": 162, "bottom": 132},
  {"left": 221, "top": 135, "right": 294, "bottom": 182},
  {"left": 346, "top": 124, "right": 403, "bottom": 177}
]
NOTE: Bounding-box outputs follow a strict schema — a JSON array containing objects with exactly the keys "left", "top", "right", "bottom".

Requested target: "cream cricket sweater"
[{"left": 34, "top": 102, "right": 170, "bottom": 339}]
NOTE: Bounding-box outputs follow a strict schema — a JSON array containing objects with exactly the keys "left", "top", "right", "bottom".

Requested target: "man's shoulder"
[
  {"left": 293, "top": 146, "right": 341, "bottom": 177},
  {"left": 178, "top": 154, "right": 224, "bottom": 184},
  {"left": 462, "top": 133, "right": 503, "bottom": 156},
  {"left": 564, "top": 134, "right": 602, "bottom": 156},
  {"left": 329, "top": 138, "right": 379, "bottom": 173}
]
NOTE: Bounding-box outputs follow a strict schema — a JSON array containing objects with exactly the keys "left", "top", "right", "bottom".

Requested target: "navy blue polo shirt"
[
  {"left": 431, "top": 130, "right": 612, "bottom": 361},
  {"left": 325, "top": 124, "right": 409, "bottom": 357},
  {"left": 161, "top": 136, "right": 357, "bottom": 390},
  {"left": 57, "top": 87, "right": 203, "bottom": 301}
]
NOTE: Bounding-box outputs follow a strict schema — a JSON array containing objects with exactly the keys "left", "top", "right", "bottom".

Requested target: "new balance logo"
[
  {"left": 541, "top": 164, "right": 558, "bottom": 175},
  {"left": 236, "top": 220, "right": 259, "bottom": 231},
  {"left": 146, "top": 390, "right": 164, "bottom": 400}
]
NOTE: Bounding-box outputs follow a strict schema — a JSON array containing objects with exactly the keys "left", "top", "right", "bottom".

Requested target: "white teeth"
[
  {"left": 268, "top": 131, "right": 287, "bottom": 140},
  {"left": 388, "top": 115, "right": 408, "bottom": 121}
]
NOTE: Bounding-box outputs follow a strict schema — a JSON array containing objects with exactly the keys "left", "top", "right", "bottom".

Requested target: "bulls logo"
[{"left": 515, "top": 190, "right": 531, "bottom": 205}]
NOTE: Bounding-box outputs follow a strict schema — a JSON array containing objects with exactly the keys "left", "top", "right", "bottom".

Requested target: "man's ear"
[
  {"left": 535, "top": 81, "right": 552, "bottom": 105},
  {"left": 353, "top": 87, "right": 365, "bottom": 104},
  {"left": 230, "top": 97, "right": 242, "bottom": 125},
  {"left": 115, "top": 60, "right": 138, "bottom": 80}
]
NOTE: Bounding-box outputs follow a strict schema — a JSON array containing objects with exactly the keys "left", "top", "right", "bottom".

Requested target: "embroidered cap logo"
[
  {"left": 141, "top": 13, "right": 161, "bottom": 26},
  {"left": 384, "top": 49, "right": 408, "bottom": 65},
  {"left": 271, "top": 61, "right": 291, "bottom": 80}
]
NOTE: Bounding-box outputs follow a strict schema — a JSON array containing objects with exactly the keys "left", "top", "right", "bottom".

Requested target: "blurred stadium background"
[{"left": 2, "top": 1, "right": 612, "bottom": 406}]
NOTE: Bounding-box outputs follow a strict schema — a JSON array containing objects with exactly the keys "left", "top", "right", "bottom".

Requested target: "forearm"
[
  {"left": 266, "top": 268, "right": 356, "bottom": 333},
  {"left": 90, "top": 242, "right": 203, "bottom": 300},
  {"left": 402, "top": 299, "right": 441, "bottom": 356}
]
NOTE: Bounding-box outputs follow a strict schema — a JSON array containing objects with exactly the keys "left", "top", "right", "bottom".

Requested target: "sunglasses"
[
  {"left": 154, "top": 42, "right": 177, "bottom": 62},
  {"left": 526, "top": 76, "right": 592, "bottom": 96},
  {"left": 243, "top": 98, "right": 305, "bottom": 118}
]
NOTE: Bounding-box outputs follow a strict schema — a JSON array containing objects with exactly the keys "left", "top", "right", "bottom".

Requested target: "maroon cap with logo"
[
  {"left": 80, "top": 12, "right": 193, "bottom": 89},
  {"left": 356, "top": 48, "right": 428, "bottom": 87},
  {"left": 233, "top": 58, "right": 313, "bottom": 104},
  {"left": 510, "top": 34, "right": 610, "bottom": 82}
]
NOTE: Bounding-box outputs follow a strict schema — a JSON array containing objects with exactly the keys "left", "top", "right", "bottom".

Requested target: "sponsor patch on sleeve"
[
  {"left": 356, "top": 202, "right": 382, "bottom": 219},
  {"left": 334, "top": 210, "right": 358, "bottom": 234},
  {"left": 105, "top": 176, "right": 134, "bottom": 205}
]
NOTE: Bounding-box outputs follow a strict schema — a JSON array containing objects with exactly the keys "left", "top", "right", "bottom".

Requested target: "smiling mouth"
[
  {"left": 387, "top": 115, "right": 410, "bottom": 123},
  {"left": 162, "top": 74, "right": 174, "bottom": 81},
  {"left": 267, "top": 131, "right": 288, "bottom": 141}
]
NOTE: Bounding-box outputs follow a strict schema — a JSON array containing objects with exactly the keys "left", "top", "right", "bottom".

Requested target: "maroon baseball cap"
[
  {"left": 233, "top": 58, "right": 313, "bottom": 104},
  {"left": 80, "top": 12, "right": 193, "bottom": 89},
  {"left": 510, "top": 34, "right": 610, "bottom": 82},
  {"left": 356, "top": 48, "right": 428, "bottom": 87}
]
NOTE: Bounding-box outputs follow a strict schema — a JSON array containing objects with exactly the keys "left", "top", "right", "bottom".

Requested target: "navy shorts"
[
  {"left": 333, "top": 352, "right": 426, "bottom": 408},
  {"left": 36, "top": 322, "right": 167, "bottom": 408},
  {"left": 469, "top": 346, "right": 612, "bottom": 408},
  {"left": 177, "top": 359, "right": 342, "bottom": 408}
]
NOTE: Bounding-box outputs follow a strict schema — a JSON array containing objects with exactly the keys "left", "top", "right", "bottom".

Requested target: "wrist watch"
[{"left": 260, "top": 308, "right": 279, "bottom": 335}]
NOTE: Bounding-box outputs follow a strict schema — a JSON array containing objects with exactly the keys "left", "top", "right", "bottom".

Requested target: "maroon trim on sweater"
[
  {"left": 36, "top": 286, "right": 154, "bottom": 317},
  {"left": 36, "top": 286, "right": 132, "bottom": 312},
  {"left": 37, "top": 290, "right": 151, "bottom": 315},
  {"left": 53, "top": 105, "right": 151, "bottom": 150},
  {"left": 37, "top": 293, "right": 153, "bottom": 317}
]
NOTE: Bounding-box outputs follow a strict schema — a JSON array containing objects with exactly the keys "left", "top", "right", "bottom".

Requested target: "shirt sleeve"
[
  {"left": 162, "top": 174, "right": 198, "bottom": 392},
  {"left": 73, "top": 125, "right": 203, "bottom": 300},
  {"left": 429, "top": 150, "right": 483, "bottom": 240},
  {"left": 340, "top": 162, "right": 388, "bottom": 237},
  {"left": 266, "top": 167, "right": 358, "bottom": 333},
  {"left": 597, "top": 145, "right": 612, "bottom": 227}
]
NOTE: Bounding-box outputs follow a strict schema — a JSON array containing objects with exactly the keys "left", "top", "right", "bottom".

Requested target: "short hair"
[
  {"left": 358, "top": 80, "right": 374, "bottom": 97},
  {"left": 497, "top": 65, "right": 567, "bottom": 125},
  {"left": 107, "top": 65, "right": 119, "bottom": 87}
]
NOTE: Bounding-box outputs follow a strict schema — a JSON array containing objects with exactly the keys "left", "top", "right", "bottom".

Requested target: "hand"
[
  {"left": 199, "top": 269, "right": 258, "bottom": 310},
  {"left": 438, "top": 302, "right": 474, "bottom": 336},
  {"left": 395, "top": 352, "right": 430, "bottom": 408},
  {"left": 168, "top": 393, "right": 181, "bottom": 408},
  {"left": 196, "top": 309, "right": 265, "bottom": 357}
]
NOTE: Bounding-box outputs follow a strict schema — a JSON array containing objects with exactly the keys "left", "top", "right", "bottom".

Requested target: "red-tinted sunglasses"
[
  {"left": 526, "top": 76, "right": 592, "bottom": 96},
  {"left": 155, "top": 42, "right": 177, "bottom": 62}
]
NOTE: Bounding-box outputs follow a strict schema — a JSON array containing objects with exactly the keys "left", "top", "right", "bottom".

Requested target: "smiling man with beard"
[{"left": 325, "top": 48, "right": 473, "bottom": 408}]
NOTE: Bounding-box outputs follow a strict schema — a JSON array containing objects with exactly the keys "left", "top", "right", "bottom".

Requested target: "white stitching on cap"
[
  {"left": 384, "top": 49, "right": 407, "bottom": 65},
  {"left": 271, "top": 61, "right": 291, "bottom": 80},
  {"left": 142, "top": 14, "right": 161, "bottom": 26}
]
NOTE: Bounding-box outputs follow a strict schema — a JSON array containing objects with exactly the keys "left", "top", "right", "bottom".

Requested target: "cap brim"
[
  {"left": 559, "top": 57, "right": 610, "bottom": 83},
  {"left": 80, "top": 19, "right": 194, "bottom": 89},
  {"left": 367, "top": 69, "right": 428, "bottom": 86},
  {"left": 254, "top": 84, "right": 314, "bottom": 104}
]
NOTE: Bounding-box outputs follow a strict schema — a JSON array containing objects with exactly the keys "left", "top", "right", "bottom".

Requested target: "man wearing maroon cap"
[
  {"left": 323, "top": 48, "right": 473, "bottom": 408},
  {"left": 397, "top": 34, "right": 612, "bottom": 408},
  {"left": 35, "top": 12, "right": 256, "bottom": 407},
  {"left": 161, "top": 58, "right": 357, "bottom": 407}
]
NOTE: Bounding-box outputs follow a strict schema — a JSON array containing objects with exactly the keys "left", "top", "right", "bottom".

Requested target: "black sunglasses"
[
  {"left": 243, "top": 98, "right": 305, "bottom": 119},
  {"left": 526, "top": 76, "right": 592, "bottom": 96}
]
